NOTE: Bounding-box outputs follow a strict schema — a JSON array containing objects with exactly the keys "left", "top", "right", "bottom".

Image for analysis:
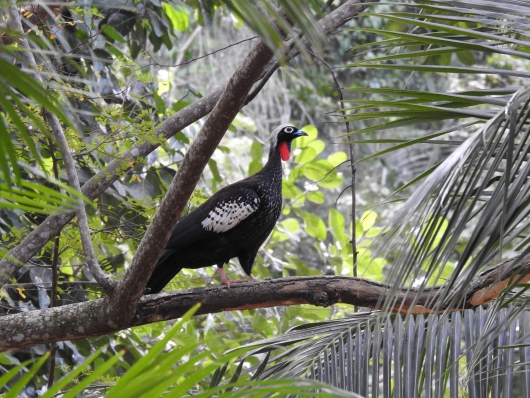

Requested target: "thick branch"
[
  {"left": 2, "top": 253, "right": 529, "bottom": 350},
  {"left": 0, "top": 0, "right": 379, "bottom": 344}
]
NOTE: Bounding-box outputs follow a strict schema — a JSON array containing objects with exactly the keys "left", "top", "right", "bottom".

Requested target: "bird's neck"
[
  {"left": 263, "top": 148, "right": 282, "bottom": 169},
  {"left": 262, "top": 145, "right": 283, "bottom": 175}
]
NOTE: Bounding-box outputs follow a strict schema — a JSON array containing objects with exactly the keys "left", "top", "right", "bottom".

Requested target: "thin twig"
[
  {"left": 245, "top": 63, "right": 280, "bottom": 105},
  {"left": 146, "top": 36, "right": 259, "bottom": 69},
  {"left": 48, "top": 148, "right": 61, "bottom": 388},
  {"left": 47, "top": 112, "right": 116, "bottom": 292},
  {"left": 7, "top": 0, "right": 116, "bottom": 293},
  {"left": 46, "top": 135, "right": 60, "bottom": 388}
]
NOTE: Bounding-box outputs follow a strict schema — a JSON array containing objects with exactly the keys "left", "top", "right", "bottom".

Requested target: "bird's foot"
[
  {"left": 222, "top": 278, "right": 248, "bottom": 288},
  {"left": 218, "top": 268, "right": 257, "bottom": 288}
]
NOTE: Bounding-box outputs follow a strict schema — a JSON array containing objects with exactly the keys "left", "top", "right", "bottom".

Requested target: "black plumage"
[{"left": 146, "top": 125, "right": 307, "bottom": 294}]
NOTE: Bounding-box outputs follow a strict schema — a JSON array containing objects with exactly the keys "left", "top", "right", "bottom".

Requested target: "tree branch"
[
  {"left": 0, "top": 87, "right": 223, "bottom": 287},
  {"left": 7, "top": 0, "right": 116, "bottom": 293},
  {"left": 2, "top": 253, "right": 529, "bottom": 351},
  {"left": 46, "top": 112, "right": 116, "bottom": 292},
  {"left": 0, "top": 0, "right": 379, "bottom": 345}
]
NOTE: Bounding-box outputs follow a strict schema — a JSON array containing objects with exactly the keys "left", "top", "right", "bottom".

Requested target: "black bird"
[{"left": 146, "top": 125, "right": 307, "bottom": 294}]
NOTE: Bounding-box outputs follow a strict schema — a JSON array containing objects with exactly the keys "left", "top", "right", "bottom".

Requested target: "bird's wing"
[
  {"left": 200, "top": 186, "right": 260, "bottom": 233},
  {"left": 165, "top": 186, "right": 260, "bottom": 248}
]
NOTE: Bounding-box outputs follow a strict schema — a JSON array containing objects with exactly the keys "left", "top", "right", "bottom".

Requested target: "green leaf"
[
  {"left": 62, "top": 353, "right": 125, "bottom": 398},
  {"left": 0, "top": 354, "right": 16, "bottom": 366},
  {"left": 101, "top": 25, "right": 127, "bottom": 43},
  {"left": 358, "top": 256, "right": 385, "bottom": 281},
  {"left": 329, "top": 208, "right": 345, "bottom": 239},
  {"left": 282, "top": 180, "right": 303, "bottom": 200},
  {"left": 296, "top": 209, "right": 327, "bottom": 241},
  {"left": 208, "top": 159, "right": 221, "bottom": 182},
  {"left": 40, "top": 348, "right": 106, "bottom": 397},
  {"left": 365, "top": 227, "right": 381, "bottom": 238},
  {"left": 107, "top": 304, "right": 201, "bottom": 396},
  {"left": 307, "top": 139, "right": 325, "bottom": 157},
  {"left": 152, "top": 87, "right": 166, "bottom": 114},
  {"left": 0, "top": 359, "right": 32, "bottom": 392},
  {"left": 345, "top": 63, "right": 530, "bottom": 79},
  {"left": 361, "top": 210, "right": 377, "bottom": 231},
  {"left": 328, "top": 151, "right": 348, "bottom": 167},
  {"left": 294, "top": 147, "right": 317, "bottom": 164},
  {"left": 307, "top": 191, "right": 325, "bottom": 204},
  {"left": 294, "top": 124, "right": 318, "bottom": 148},
  {"left": 173, "top": 100, "right": 190, "bottom": 112},
  {"left": 282, "top": 218, "right": 300, "bottom": 233},
  {"left": 317, "top": 172, "right": 342, "bottom": 189},
  {"left": 300, "top": 159, "right": 334, "bottom": 181},
  {"left": 250, "top": 140, "right": 262, "bottom": 161},
  {"left": 248, "top": 159, "right": 262, "bottom": 176},
  {"left": 252, "top": 312, "right": 275, "bottom": 336},
  {"left": 288, "top": 166, "right": 303, "bottom": 182},
  {"left": 5, "top": 354, "right": 49, "bottom": 398},
  {"left": 163, "top": 3, "right": 189, "bottom": 31}
]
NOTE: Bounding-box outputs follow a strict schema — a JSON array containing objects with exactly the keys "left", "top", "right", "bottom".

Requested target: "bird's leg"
[{"left": 217, "top": 266, "right": 253, "bottom": 288}]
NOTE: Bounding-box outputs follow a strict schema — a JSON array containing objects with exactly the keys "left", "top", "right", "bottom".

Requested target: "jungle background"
[{"left": 2, "top": 0, "right": 530, "bottom": 396}]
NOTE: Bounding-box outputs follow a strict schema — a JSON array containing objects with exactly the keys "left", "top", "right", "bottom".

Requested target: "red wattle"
[{"left": 279, "top": 141, "right": 290, "bottom": 161}]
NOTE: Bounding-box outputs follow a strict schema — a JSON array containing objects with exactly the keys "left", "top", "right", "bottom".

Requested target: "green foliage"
[
  {"left": 0, "top": 58, "right": 92, "bottom": 214},
  {"left": 7, "top": 0, "right": 507, "bottom": 395},
  {"left": 162, "top": 3, "right": 189, "bottom": 32},
  {"left": 0, "top": 306, "right": 357, "bottom": 397}
]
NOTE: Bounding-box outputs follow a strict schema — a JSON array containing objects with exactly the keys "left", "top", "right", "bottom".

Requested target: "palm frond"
[
  {"left": 229, "top": 306, "right": 530, "bottom": 397},
  {"left": 336, "top": 0, "right": 530, "bottom": 314},
  {"left": 267, "top": 0, "right": 530, "bottom": 394},
  {"left": 225, "top": 0, "right": 326, "bottom": 59}
]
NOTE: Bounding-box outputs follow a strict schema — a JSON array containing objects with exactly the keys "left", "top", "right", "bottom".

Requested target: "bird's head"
[{"left": 270, "top": 124, "right": 308, "bottom": 161}]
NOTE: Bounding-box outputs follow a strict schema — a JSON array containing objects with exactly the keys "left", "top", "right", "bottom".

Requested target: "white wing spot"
[{"left": 201, "top": 196, "right": 259, "bottom": 233}]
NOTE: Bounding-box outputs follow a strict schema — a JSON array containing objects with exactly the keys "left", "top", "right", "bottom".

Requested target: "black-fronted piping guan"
[{"left": 145, "top": 125, "right": 307, "bottom": 294}]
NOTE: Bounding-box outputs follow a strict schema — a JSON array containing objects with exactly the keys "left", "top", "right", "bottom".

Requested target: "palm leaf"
[
  {"left": 340, "top": 1, "right": 530, "bottom": 315},
  {"left": 226, "top": 306, "right": 530, "bottom": 397}
]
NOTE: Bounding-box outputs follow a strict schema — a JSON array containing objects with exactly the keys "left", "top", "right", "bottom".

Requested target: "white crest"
[
  {"left": 269, "top": 124, "right": 296, "bottom": 149},
  {"left": 201, "top": 196, "right": 260, "bottom": 233}
]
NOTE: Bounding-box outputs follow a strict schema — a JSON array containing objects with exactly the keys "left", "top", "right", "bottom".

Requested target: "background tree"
[{"left": 2, "top": 0, "right": 530, "bottom": 396}]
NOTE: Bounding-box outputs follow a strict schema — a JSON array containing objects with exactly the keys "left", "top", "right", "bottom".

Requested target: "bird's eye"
[{"left": 284, "top": 127, "right": 294, "bottom": 133}]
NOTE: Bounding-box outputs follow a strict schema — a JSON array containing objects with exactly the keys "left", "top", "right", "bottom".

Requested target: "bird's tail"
[{"left": 145, "top": 250, "right": 182, "bottom": 294}]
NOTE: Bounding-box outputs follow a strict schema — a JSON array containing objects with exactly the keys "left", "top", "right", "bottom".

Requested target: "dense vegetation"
[{"left": 2, "top": 0, "right": 530, "bottom": 396}]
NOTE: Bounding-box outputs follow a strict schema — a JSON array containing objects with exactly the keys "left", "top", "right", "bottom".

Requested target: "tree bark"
[{"left": 1, "top": 253, "right": 529, "bottom": 351}]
